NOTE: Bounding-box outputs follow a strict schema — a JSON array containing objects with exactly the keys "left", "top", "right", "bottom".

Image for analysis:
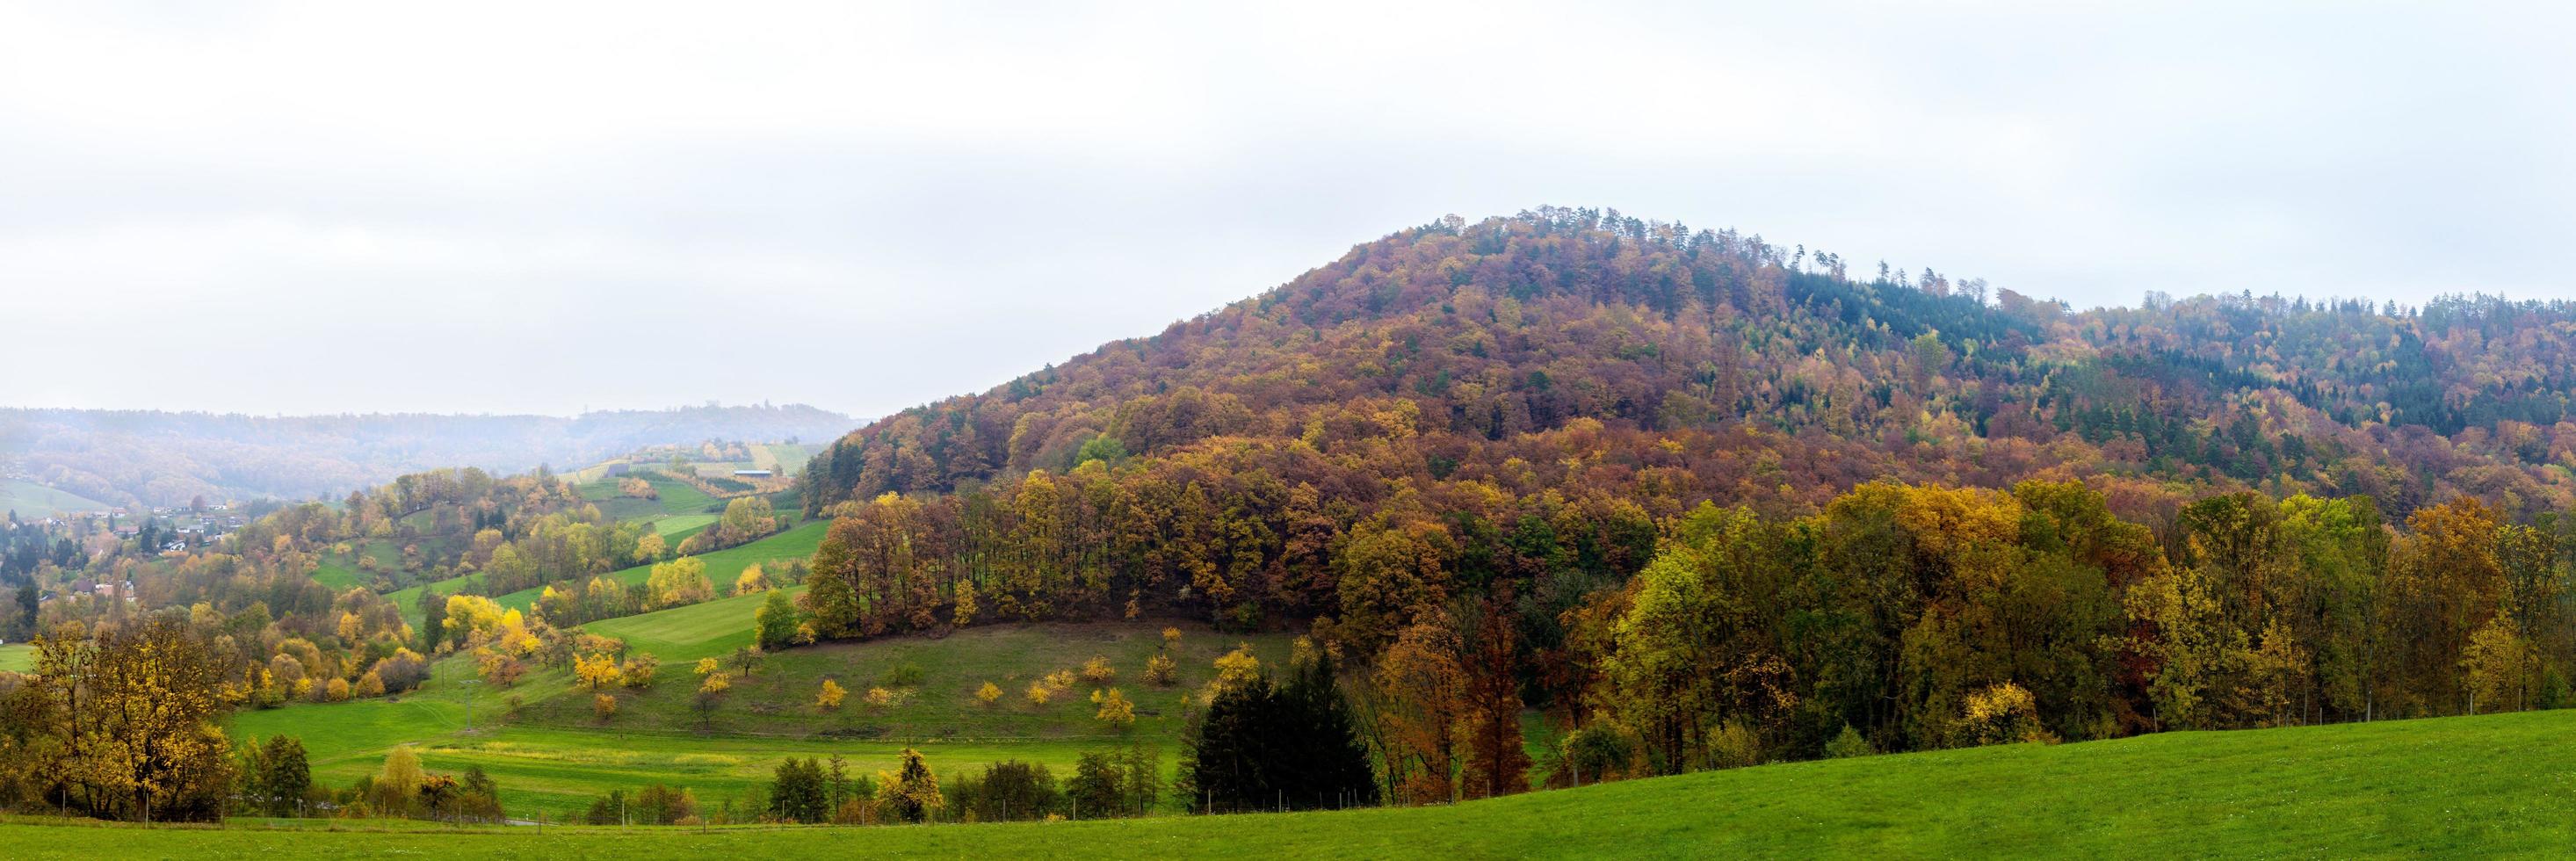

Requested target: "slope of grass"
[
  {"left": 228, "top": 619, "right": 1284, "bottom": 818},
  {"left": 578, "top": 587, "right": 803, "bottom": 663},
  {"left": 487, "top": 520, "right": 827, "bottom": 615},
  {"left": 643, "top": 473, "right": 715, "bottom": 515},
  {"left": 0, "top": 479, "right": 112, "bottom": 517},
  {"left": 60, "top": 707, "right": 2576, "bottom": 857},
  {"left": 0, "top": 642, "right": 31, "bottom": 672}
]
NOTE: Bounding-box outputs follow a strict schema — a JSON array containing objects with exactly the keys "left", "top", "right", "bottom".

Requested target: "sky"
[{"left": 4, "top": 1, "right": 2572, "bottom": 419}]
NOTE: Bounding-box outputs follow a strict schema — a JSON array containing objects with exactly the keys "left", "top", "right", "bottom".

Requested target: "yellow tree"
[
  {"left": 1092, "top": 687, "right": 1136, "bottom": 729},
  {"left": 575, "top": 653, "right": 625, "bottom": 691},
  {"left": 817, "top": 678, "right": 849, "bottom": 710}
]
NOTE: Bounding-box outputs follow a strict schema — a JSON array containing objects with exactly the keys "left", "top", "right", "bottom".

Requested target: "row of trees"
[{"left": 1571, "top": 481, "right": 2575, "bottom": 778}]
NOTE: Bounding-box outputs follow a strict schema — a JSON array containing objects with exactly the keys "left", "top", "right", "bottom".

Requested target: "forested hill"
[
  {"left": 2, "top": 403, "right": 851, "bottom": 508},
  {"left": 805, "top": 206, "right": 2576, "bottom": 531}
]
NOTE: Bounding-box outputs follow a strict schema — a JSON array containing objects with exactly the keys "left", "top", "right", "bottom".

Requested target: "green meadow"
[
  {"left": 230, "top": 617, "right": 1291, "bottom": 819},
  {"left": 40, "top": 706, "right": 2576, "bottom": 857}
]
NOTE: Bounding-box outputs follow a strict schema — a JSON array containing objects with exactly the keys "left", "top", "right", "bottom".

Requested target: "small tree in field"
[
  {"left": 1082, "top": 655, "right": 1117, "bottom": 685},
  {"left": 865, "top": 686, "right": 895, "bottom": 709},
  {"left": 977, "top": 681, "right": 1003, "bottom": 707},
  {"left": 696, "top": 656, "right": 720, "bottom": 677},
  {"left": 1162, "top": 626, "right": 1183, "bottom": 649},
  {"left": 697, "top": 671, "right": 732, "bottom": 727},
  {"left": 1144, "top": 652, "right": 1177, "bottom": 686},
  {"left": 594, "top": 693, "right": 619, "bottom": 722},
  {"left": 1026, "top": 682, "right": 1052, "bottom": 707},
  {"left": 817, "top": 679, "right": 848, "bottom": 711},
  {"left": 1092, "top": 688, "right": 1135, "bottom": 729}
]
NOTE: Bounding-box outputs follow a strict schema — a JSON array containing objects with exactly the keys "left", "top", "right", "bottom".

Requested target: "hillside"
[
  {"left": 794, "top": 208, "right": 2576, "bottom": 642},
  {"left": 0, "top": 403, "right": 850, "bottom": 507},
  {"left": 228, "top": 621, "right": 1298, "bottom": 816},
  {"left": 55, "top": 707, "right": 2576, "bottom": 857}
]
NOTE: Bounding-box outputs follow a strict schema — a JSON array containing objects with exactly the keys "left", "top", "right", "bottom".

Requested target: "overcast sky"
[{"left": 4, "top": 1, "right": 2572, "bottom": 419}]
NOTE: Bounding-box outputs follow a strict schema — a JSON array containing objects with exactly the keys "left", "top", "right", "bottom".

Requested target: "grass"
[
  {"left": 486, "top": 521, "right": 827, "bottom": 616},
  {"left": 49, "top": 707, "right": 2576, "bottom": 857},
  {"left": 0, "top": 479, "right": 112, "bottom": 517},
  {"left": 228, "top": 619, "right": 1289, "bottom": 819},
  {"left": 578, "top": 587, "right": 803, "bottom": 663},
  {"left": 0, "top": 642, "right": 30, "bottom": 672},
  {"left": 643, "top": 473, "right": 716, "bottom": 515}
]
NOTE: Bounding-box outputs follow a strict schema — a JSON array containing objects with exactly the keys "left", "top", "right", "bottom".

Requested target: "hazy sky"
[{"left": 5, "top": 2, "right": 2572, "bottom": 419}]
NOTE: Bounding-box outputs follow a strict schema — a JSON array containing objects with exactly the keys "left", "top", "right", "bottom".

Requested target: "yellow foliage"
[
  {"left": 976, "top": 681, "right": 1002, "bottom": 706},
  {"left": 1081, "top": 655, "right": 1116, "bottom": 684},
  {"left": 817, "top": 678, "right": 848, "bottom": 710}
]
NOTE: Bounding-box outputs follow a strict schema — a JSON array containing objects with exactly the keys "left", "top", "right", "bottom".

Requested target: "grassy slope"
[
  {"left": 0, "top": 642, "right": 30, "bottom": 672},
  {"left": 230, "top": 619, "right": 1288, "bottom": 818},
  {"left": 0, "top": 480, "right": 112, "bottom": 517},
  {"left": 49, "top": 707, "right": 2576, "bottom": 857},
  {"left": 486, "top": 521, "right": 827, "bottom": 615}
]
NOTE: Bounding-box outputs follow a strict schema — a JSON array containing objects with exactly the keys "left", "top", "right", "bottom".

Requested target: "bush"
[
  {"left": 1560, "top": 724, "right": 1635, "bottom": 785},
  {"left": 1144, "top": 652, "right": 1177, "bottom": 686},
  {"left": 594, "top": 693, "right": 619, "bottom": 721},
  {"left": 976, "top": 681, "right": 1003, "bottom": 706},
  {"left": 1082, "top": 655, "right": 1117, "bottom": 684},
  {"left": 879, "top": 662, "right": 924, "bottom": 689},
  {"left": 1824, "top": 724, "right": 1875, "bottom": 758}
]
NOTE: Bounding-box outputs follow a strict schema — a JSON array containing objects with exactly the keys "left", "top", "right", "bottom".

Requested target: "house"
[{"left": 734, "top": 469, "right": 773, "bottom": 478}]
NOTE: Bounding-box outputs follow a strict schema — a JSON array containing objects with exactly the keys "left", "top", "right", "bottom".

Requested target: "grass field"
[
  {"left": 0, "top": 479, "right": 112, "bottom": 517},
  {"left": 0, "top": 642, "right": 31, "bottom": 672},
  {"left": 487, "top": 520, "right": 827, "bottom": 616},
  {"left": 52, "top": 706, "right": 2576, "bottom": 857},
  {"left": 230, "top": 620, "right": 1292, "bottom": 818}
]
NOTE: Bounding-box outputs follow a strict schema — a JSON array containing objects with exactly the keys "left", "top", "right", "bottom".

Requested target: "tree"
[
  {"left": 373, "top": 745, "right": 424, "bottom": 816},
  {"left": 697, "top": 671, "right": 732, "bottom": 727},
  {"left": 977, "top": 681, "right": 1003, "bottom": 707},
  {"left": 817, "top": 678, "right": 848, "bottom": 710},
  {"left": 734, "top": 564, "right": 769, "bottom": 595},
  {"left": 1183, "top": 649, "right": 1375, "bottom": 813},
  {"left": 622, "top": 653, "right": 661, "bottom": 688},
  {"left": 755, "top": 590, "right": 800, "bottom": 650},
  {"left": 1093, "top": 688, "right": 1136, "bottom": 729},
  {"left": 771, "top": 756, "right": 829, "bottom": 823},
  {"left": 876, "top": 749, "right": 943, "bottom": 823},
  {"left": 646, "top": 556, "right": 713, "bottom": 609},
  {"left": 1146, "top": 651, "right": 1178, "bottom": 686},
  {"left": 575, "top": 653, "right": 625, "bottom": 691},
  {"left": 594, "top": 693, "right": 619, "bottom": 722},
  {"left": 239, "top": 734, "right": 311, "bottom": 816}
]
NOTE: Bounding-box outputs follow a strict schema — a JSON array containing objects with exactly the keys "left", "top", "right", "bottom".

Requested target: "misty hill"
[{"left": 1, "top": 404, "right": 852, "bottom": 508}]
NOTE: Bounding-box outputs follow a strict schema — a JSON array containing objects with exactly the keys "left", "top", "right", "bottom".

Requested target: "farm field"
[
  {"left": 0, "top": 479, "right": 112, "bottom": 517},
  {"left": 51, "top": 706, "right": 2576, "bottom": 857}
]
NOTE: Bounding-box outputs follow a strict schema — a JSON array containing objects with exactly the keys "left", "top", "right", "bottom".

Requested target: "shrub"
[
  {"left": 1091, "top": 688, "right": 1135, "bottom": 729},
  {"left": 976, "top": 681, "right": 1003, "bottom": 706},
  {"left": 818, "top": 679, "right": 848, "bottom": 710},
  {"left": 594, "top": 693, "right": 619, "bottom": 721},
  {"left": 1144, "top": 652, "right": 1176, "bottom": 686},
  {"left": 865, "top": 686, "right": 896, "bottom": 708},
  {"left": 1082, "top": 655, "right": 1117, "bottom": 685},
  {"left": 1824, "top": 724, "right": 1875, "bottom": 758},
  {"left": 1026, "top": 682, "right": 1052, "bottom": 707}
]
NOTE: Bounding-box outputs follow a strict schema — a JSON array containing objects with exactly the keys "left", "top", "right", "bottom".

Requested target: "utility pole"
[{"left": 462, "top": 679, "right": 480, "bottom": 732}]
